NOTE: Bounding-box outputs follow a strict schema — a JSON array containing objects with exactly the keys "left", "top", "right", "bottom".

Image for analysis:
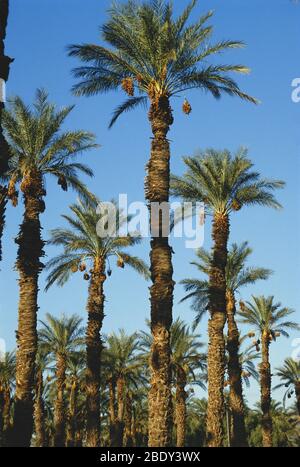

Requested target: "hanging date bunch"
[
  {"left": 182, "top": 98, "right": 192, "bottom": 115},
  {"left": 121, "top": 77, "right": 134, "bottom": 96}
]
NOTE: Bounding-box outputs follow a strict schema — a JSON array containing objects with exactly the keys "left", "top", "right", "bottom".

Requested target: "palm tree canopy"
[
  {"left": 180, "top": 241, "right": 272, "bottom": 328},
  {"left": 45, "top": 196, "right": 149, "bottom": 290},
  {"left": 238, "top": 296, "right": 299, "bottom": 338},
  {"left": 274, "top": 358, "right": 300, "bottom": 389},
  {"left": 38, "top": 313, "right": 84, "bottom": 359},
  {"left": 2, "top": 89, "right": 98, "bottom": 202},
  {"left": 238, "top": 342, "right": 259, "bottom": 387},
  {"left": 103, "top": 330, "right": 146, "bottom": 389},
  {"left": 68, "top": 0, "right": 257, "bottom": 128},
  {"left": 0, "top": 351, "right": 16, "bottom": 390},
  {"left": 171, "top": 148, "right": 284, "bottom": 216}
]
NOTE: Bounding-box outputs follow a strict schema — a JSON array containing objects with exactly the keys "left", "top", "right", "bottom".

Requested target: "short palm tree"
[
  {"left": 140, "top": 318, "right": 206, "bottom": 447},
  {"left": 239, "top": 296, "right": 299, "bottom": 447},
  {"left": 65, "top": 350, "right": 85, "bottom": 447},
  {"left": 38, "top": 313, "right": 84, "bottom": 447},
  {"left": 0, "top": 351, "right": 15, "bottom": 446},
  {"left": 172, "top": 148, "right": 284, "bottom": 446},
  {"left": 68, "top": 0, "right": 257, "bottom": 446},
  {"left": 170, "top": 320, "right": 206, "bottom": 447},
  {"left": 46, "top": 197, "right": 149, "bottom": 447},
  {"left": 274, "top": 358, "right": 300, "bottom": 416},
  {"left": 2, "top": 89, "right": 97, "bottom": 446},
  {"left": 34, "top": 347, "right": 50, "bottom": 447},
  {"left": 103, "top": 330, "right": 146, "bottom": 447}
]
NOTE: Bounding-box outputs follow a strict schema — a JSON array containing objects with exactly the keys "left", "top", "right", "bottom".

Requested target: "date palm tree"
[
  {"left": 68, "top": 0, "right": 257, "bottom": 446},
  {"left": 65, "top": 350, "right": 85, "bottom": 447},
  {"left": 38, "top": 313, "right": 84, "bottom": 447},
  {"left": 239, "top": 296, "right": 299, "bottom": 447},
  {"left": 274, "top": 358, "right": 300, "bottom": 416},
  {"left": 187, "top": 243, "right": 271, "bottom": 445},
  {"left": 181, "top": 242, "right": 270, "bottom": 446},
  {"left": 171, "top": 148, "right": 284, "bottom": 446},
  {"left": 46, "top": 197, "right": 149, "bottom": 447},
  {"left": 2, "top": 90, "right": 97, "bottom": 446},
  {"left": 103, "top": 330, "right": 146, "bottom": 447},
  {"left": 33, "top": 347, "right": 50, "bottom": 447},
  {"left": 171, "top": 320, "right": 206, "bottom": 447},
  {"left": 0, "top": 351, "right": 15, "bottom": 446}
]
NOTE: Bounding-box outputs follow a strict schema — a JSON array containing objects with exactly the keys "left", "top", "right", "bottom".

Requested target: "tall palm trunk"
[
  {"left": 0, "top": 185, "right": 7, "bottom": 261},
  {"left": 175, "top": 367, "right": 187, "bottom": 447},
  {"left": 0, "top": 0, "right": 13, "bottom": 258},
  {"left": 66, "top": 378, "right": 78, "bottom": 447},
  {"left": 34, "top": 369, "right": 46, "bottom": 447},
  {"left": 0, "top": 0, "right": 13, "bottom": 170},
  {"left": 116, "top": 375, "right": 125, "bottom": 446},
  {"left": 260, "top": 332, "right": 272, "bottom": 447},
  {"left": 226, "top": 290, "right": 248, "bottom": 447},
  {"left": 12, "top": 171, "right": 45, "bottom": 446},
  {"left": 146, "top": 95, "right": 174, "bottom": 447},
  {"left": 295, "top": 381, "right": 300, "bottom": 416},
  {"left": 124, "top": 392, "right": 133, "bottom": 447},
  {"left": 108, "top": 379, "right": 118, "bottom": 447},
  {"left": 86, "top": 256, "right": 105, "bottom": 447},
  {"left": 206, "top": 213, "right": 229, "bottom": 447},
  {"left": 54, "top": 353, "right": 67, "bottom": 446}
]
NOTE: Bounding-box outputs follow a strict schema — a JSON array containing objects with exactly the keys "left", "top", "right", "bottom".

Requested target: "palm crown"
[
  {"left": 171, "top": 148, "right": 284, "bottom": 216},
  {"left": 68, "top": 0, "right": 257, "bottom": 127},
  {"left": 238, "top": 296, "right": 299, "bottom": 339},
  {"left": 275, "top": 358, "right": 300, "bottom": 388},
  {"left": 103, "top": 330, "right": 146, "bottom": 389},
  {"left": 0, "top": 351, "right": 16, "bottom": 391},
  {"left": 181, "top": 242, "right": 272, "bottom": 328},
  {"left": 38, "top": 313, "right": 84, "bottom": 359},
  {"left": 45, "top": 197, "right": 149, "bottom": 290},
  {"left": 2, "top": 89, "right": 97, "bottom": 205}
]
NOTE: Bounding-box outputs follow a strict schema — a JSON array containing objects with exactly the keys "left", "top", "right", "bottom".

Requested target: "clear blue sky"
[{"left": 1, "top": 0, "right": 299, "bottom": 408}]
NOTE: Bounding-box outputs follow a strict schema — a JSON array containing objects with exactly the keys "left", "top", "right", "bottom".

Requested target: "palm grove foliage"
[
  {"left": 68, "top": 0, "right": 257, "bottom": 447},
  {"left": 239, "top": 297, "right": 299, "bottom": 446},
  {"left": 171, "top": 148, "right": 284, "bottom": 446},
  {"left": 0, "top": 0, "right": 299, "bottom": 449},
  {"left": 180, "top": 241, "right": 271, "bottom": 446},
  {"left": 45, "top": 197, "right": 149, "bottom": 446}
]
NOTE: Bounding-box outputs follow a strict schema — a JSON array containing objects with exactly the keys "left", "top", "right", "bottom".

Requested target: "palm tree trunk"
[
  {"left": 260, "top": 333, "right": 272, "bottom": 447},
  {"left": 86, "top": 256, "right": 106, "bottom": 447},
  {"left": 175, "top": 367, "right": 187, "bottom": 447},
  {"left": 66, "top": 379, "right": 78, "bottom": 447},
  {"left": 226, "top": 290, "right": 248, "bottom": 447},
  {"left": 116, "top": 375, "right": 125, "bottom": 447},
  {"left": 54, "top": 353, "right": 67, "bottom": 447},
  {"left": 108, "top": 379, "right": 118, "bottom": 446},
  {"left": 295, "top": 381, "right": 300, "bottom": 416},
  {"left": 34, "top": 369, "right": 46, "bottom": 447},
  {"left": 146, "top": 95, "right": 174, "bottom": 447},
  {"left": 0, "top": 0, "right": 13, "bottom": 178},
  {"left": 0, "top": 185, "right": 7, "bottom": 261},
  {"left": 2, "top": 388, "right": 11, "bottom": 445},
  {"left": 124, "top": 392, "right": 133, "bottom": 447},
  {"left": 0, "top": 389, "right": 4, "bottom": 446},
  {"left": 206, "top": 213, "right": 229, "bottom": 447},
  {"left": 12, "top": 171, "right": 45, "bottom": 447}
]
